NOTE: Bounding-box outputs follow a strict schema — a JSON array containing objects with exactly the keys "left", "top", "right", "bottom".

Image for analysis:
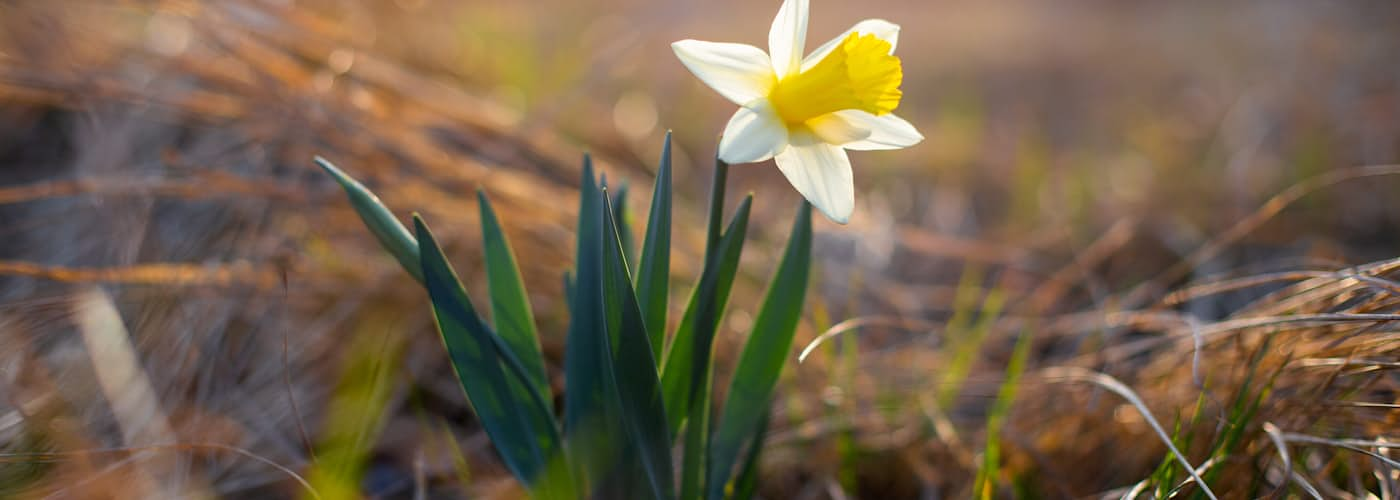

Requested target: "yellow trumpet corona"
[{"left": 771, "top": 33, "right": 903, "bottom": 125}]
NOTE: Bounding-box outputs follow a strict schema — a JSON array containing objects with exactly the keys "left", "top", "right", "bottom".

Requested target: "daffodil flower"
[{"left": 672, "top": 0, "right": 922, "bottom": 224}]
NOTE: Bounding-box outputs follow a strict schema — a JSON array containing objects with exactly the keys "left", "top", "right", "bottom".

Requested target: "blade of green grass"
[
  {"left": 974, "top": 330, "right": 1033, "bottom": 500},
  {"left": 936, "top": 266, "right": 985, "bottom": 406},
  {"left": 413, "top": 216, "right": 559, "bottom": 483},
  {"left": 635, "top": 132, "right": 673, "bottom": 362},
  {"left": 1191, "top": 339, "right": 1283, "bottom": 500},
  {"left": 599, "top": 191, "right": 674, "bottom": 499},
  {"left": 707, "top": 202, "right": 812, "bottom": 499},
  {"left": 477, "top": 190, "right": 551, "bottom": 402},
  {"left": 940, "top": 284, "right": 1008, "bottom": 408},
  {"left": 1148, "top": 389, "right": 1209, "bottom": 498},
  {"left": 304, "top": 323, "right": 403, "bottom": 500},
  {"left": 1044, "top": 367, "right": 1218, "bottom": 500},
  {"left": 315, "top": 157, "right": 422, "bottom": 283},
  {"left": 438, "top": 421, "right": 473, "bottom": 490}
]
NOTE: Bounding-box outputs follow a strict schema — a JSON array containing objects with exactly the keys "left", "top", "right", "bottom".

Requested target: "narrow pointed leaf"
[
  {"left": 564, "top": 155, "right": 607, "bottom": 434},
  {"left": 610, "top": 183, "right": 635, "bottom": 272},
  {"left": 478, "top": 190, "right": 550, "bottom": 400},
  {"left": 563, "top": 271, "right": 575, "bottom": 306},
  {"left": 413, "top": 216, "right": 558, "bottom": 483},
  {"left": 562, "top": 157, "right": 630, "bottom": 496},
  {"left": 635, "top": 132, "right": 673, "bottom": 362},
  {"left": 730, "top": 410, "right": 772, "bottom": 500},
  {"left": 703, "top": 160, "right": 730, "bottom": 255},
  {"left": 599, "top": 192, "right": 674, "bottom": 499},
  {"left": 678, "top": 367, "right": 712, "bottom": 500},
  {"left": 672, "top": 160, "right": 741, "bottom": 499},
  {"left": 660, "top": 196, "right": 752, "bottom": 435},
  {"left": 708, "top": 202, "right": 812, "bottom": 498},
  {"left": 315, "top": 157, "right": 422, "bottom": 283}
]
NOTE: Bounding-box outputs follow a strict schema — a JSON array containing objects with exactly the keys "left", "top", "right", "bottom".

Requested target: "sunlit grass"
[{"left": 0, "top": 1, "right": 1397, "bottom": 498}]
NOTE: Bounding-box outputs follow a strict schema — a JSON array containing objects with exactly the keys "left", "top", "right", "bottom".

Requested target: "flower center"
[{"left": 769, "top": 32, "right": 903, "bottom": 126}]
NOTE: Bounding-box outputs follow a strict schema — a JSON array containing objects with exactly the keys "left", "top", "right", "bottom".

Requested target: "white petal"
[
  {"left": 774, "top": 131, "right": 855, "bottom": 224},
  {"left": 806, "top": 113, "right": 872, "bottom": 145},
  {"left": 672, "top": 40, "right": 777, "bottom": 105},
  {"left": 768, "top": 0, "right": 809, "bottom": 80},
  {"left": 801, "top": 19, "right": 900, "bottom": 72},
  {"left": 719, "top": 100, "right": 790, "bottom": 164},
  {"left": 824, "top": 110, "right": 923, "bottom": 151}
]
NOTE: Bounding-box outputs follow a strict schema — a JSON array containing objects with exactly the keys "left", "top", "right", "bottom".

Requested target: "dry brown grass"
[
  {"left": 0, "top": 1, "right": 606, "bottom": 497},
  {"left": 761, "top": 197, "right": 1400, "bottom": 498},
  {"left": 0, "top": 1, "right": 1398, "bottom": 499}
]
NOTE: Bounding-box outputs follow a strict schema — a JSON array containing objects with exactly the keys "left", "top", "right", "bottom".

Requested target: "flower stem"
[{"left": 679, "top": 155, "right": 730, "bottom": 499}]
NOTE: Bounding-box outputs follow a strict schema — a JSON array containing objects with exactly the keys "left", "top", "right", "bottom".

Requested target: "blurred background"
[{"left": 2, "top": 0, "right": 1398, "bottom": 498}]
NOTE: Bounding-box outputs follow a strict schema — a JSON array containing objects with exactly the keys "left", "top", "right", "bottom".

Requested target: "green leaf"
[
  {"left": 564, "top": 155, "right": 607, "bottom": 434},
  {"left": 477, "top": 190, "right": 551, "bottom": 401},
  {"left": 973, "top": 329, "right": 1033, "bottom": 499},
  {"left": 669, "top": 194, "right": 752, "bottom": 500},
  {"left": 702, "top": 160, "right": 730, "bottom": 255},
  {"left": 678, "top": 371, "right": 713, "bottom": 500},
  {"left": 635, "top": 132, "right": 673, "bottom": 362},
  {"left": 563, "top": 271, "right": 575, "bottom": 307},
  {"left": 599, "top": 191, "right": 675, "bottom": 499},
  {"left": 315, "top": 157, "right": 422, "bottom": 283},
  {"left": 659, "top": 195, "right": 752, "bottom": 435},
  {"left": 413, "top": 216, "right": 559, "bottom": 484},
  {"left": 562, "top": 157, "right": 632, "bottom": 496},
  {"left": 610, "top": 183, "right": 635, "bottom": 272},
  {"left": 707, "top": 202, "right": 812, "bottom": 498},
  {"left": 729, "top": 410, "right": 771, "bottom": 500},
  {"left": 668, "top": 159, "right": 740, "bottom": 499}
]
